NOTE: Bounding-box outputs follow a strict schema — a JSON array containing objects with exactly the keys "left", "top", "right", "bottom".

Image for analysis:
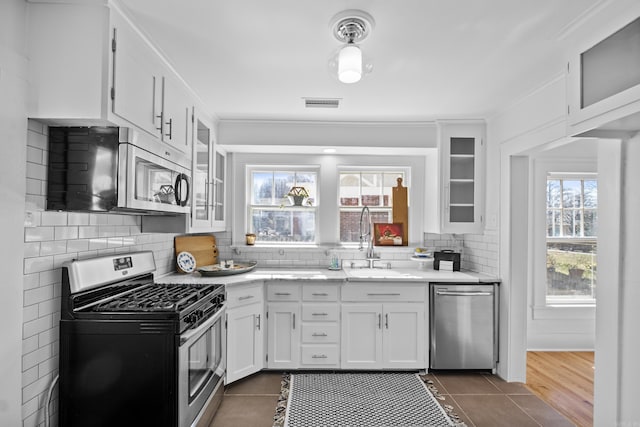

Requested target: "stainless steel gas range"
[{"left": 59, "top": 251, "right": 225, "bottom": 427}]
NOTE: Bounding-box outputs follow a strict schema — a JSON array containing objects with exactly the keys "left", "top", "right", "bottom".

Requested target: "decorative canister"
[{"left": 245, "top": 233, "right": 256, "bottom": 245}]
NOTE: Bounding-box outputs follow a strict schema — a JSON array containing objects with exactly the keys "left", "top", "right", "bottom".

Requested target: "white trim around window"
[
  {"left": 230, "top": 152, "right": 426, "bottom": 247},
  {"left": 532, "top": 157, "right": 597, "bottom": 319}
]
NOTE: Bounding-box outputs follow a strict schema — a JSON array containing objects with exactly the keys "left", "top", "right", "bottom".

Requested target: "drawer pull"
[
  {"left": 367, "top": 293, "right": 401, "bottom": 296},
  {"left": 312, "top": 312, "right": 328, "bottom": 316},
  {"left": 312, "top": 332, "right": 328, "bottom": 337},
  {"left": 312, "top": 293, "right": 329, "bottom": 296},
  {"left": 238, "top": 295, "right": 254, "bottom": 301},
  {"left": 312, "top": 354, "right": 328, "bottom": 359},
  {"left": 274, "top": 292, "right": 291, "bottom": 296}
]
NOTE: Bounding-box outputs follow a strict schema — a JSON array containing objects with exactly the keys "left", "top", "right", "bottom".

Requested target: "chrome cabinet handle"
[
  {"left": 238, "top": 295, "right": 254, "bottom": 301},
  {"left": 165, "top": 117, "right": 173, "bottom": 139},
  {"left": 378, "top": 313, "right": 382, "bottom": 329},
  {"left": 312, "top": 354, "right": 327, "bottom": 359},
  {"left": 367, "top": 293, "right": 401, "bottom": 296},
  {"left": 155, "top": 112, "right": 163, "bottom": 132},
  {"left": 312, "top": 293, "right": 329, "bottom": 296},
  {"left": 385, "top": 313, "right": 389, "bottom": 329},
  {"left": 292, "top": 313, "right": 296, "bottom": 329},
  {"left": 275, "top": 292, "right": 291, "bottom": 296},
  {"left": 256, "top": 314, "right": 261, "bottom": 330},
  {"left": 312, "top": 332, "right": 328, "bottom": 337},
  {"left": 312, "top": 312, "right": 328, "bottom": 316}
]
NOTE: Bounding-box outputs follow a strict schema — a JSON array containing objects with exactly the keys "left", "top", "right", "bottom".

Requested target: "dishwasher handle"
[{"left": 436, "top": 290, "right": 493, "bottom": 296}]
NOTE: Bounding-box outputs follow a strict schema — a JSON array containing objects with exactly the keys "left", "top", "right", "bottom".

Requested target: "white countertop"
[{"left": 156, "top": 267, "right": 498, "bottom": 286}]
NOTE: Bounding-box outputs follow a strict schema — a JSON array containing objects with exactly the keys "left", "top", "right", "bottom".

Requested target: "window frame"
[
  {"left": 545, "top": 173, "right": 597, "bottom": 305},
  {"left": 532, "top": 159, "right": 597, "bottom": 314},
  {"left": 246, "top": 166, "right": 320, "bottom": 245},
  {"left": 337, "top": 168, "right": 408, "bottom": 245}
]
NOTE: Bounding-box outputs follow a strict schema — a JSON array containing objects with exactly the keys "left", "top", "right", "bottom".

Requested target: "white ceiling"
[{"left": 119, "top": 0, "right": 601, "bottom": 123}]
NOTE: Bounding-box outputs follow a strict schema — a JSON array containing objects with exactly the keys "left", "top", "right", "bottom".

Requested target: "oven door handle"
[{"left": 179, "top": 308, "right": 224, "bottom": 346}]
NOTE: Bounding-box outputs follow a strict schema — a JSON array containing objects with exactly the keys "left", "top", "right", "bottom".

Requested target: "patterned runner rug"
[{"left": 273, "top": 372, "right": 459, "bottom": 427}]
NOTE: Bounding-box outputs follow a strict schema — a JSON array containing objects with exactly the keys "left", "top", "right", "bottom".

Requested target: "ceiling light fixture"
[{"left": 329, "top": 10, "right": 374, "bottom": 84}]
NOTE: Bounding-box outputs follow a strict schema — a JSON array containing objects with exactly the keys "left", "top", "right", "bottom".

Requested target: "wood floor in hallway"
[{"left": 526, "top": 351, "right": 595, "bottom": 427}]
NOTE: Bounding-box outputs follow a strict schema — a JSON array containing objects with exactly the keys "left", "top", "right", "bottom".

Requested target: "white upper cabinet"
[
  {"left": 427, "top": 120, "right": 485, "bottom": 234},
  {"left": 567, "top": 15, "right": 640, "bottom": 137},
  {"left": 27, "top": 1, "right": 195, "bottom": 157}
]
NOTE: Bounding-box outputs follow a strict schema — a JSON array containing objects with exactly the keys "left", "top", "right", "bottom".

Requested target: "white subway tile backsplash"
[
  {"left": 23, "top": 273, "right": 40, "bottom": 291},
  {"left": 54, "top": 226, "right": 78, "bottom": 240},
  {"left": 22, "top": 345, "right": 51, "bottom": 375},
  {"left": 78, "top": 226, "right": 99, "bottom": 239},
  {"left": 40, "top": 240, "right": 67, "bottom": 257},
  {"left": 67, "top": 212, "right": 89, "bottom": 226},
  {"left": 39, "top": 270, "right": 60, "bottom": 287},
  {"left": 26, "top": 162, "right": 47, "bottom": 181},
  {"left": 26, "top": 178, "right": 42, "bottom": 196},
  {"left": 25, "top": 194, "right": 46, "bottom": 211},
  {"left": 52, "top": 253, "right": 77, "bottom": 269},
  {"left": 26, "top": 125, "right": 47, "bottom": 147},
  {"left": 24, "top": 242, "right": 41, "bottom": 258},
  {"left": 24, "top": 286, "right": 54, "bottom": 306},
  {"left": 25, "top": 227, "right": 54, "bottom": 242},
  {"left": 38, "top": 355, "right": 59, "bottom": 378},
  {"left": 22, "top": 336, "right": 39, "bottom": 356},
  {"left": 88, "top": 238, "right": 108, "bottom": 250},
  {"left": 22, "top": 372, "right": 52, "bottom": 403},
  {"left": 22, "top": 366, "right": 39, "bottom": 389},
  {"left": 23, "top": 305, "right": 39, "bottom": 324},
  {"left": 41, "top": 211, "right": 67, "bottom": 226},
  {"left": 38, "top": 326, "right": 59, "bottom": 349},
  {"left": 24, "top": 256, "right": 54, "bottom": 275},
  {"left": 38, "top": 298, "right": 59, "bottom": 317},
  {"left": 66, "top": 239, "right": 89, "bottom": 253},
  {"left": 23, "top": 316, "right": 52, "bottom": 340}
]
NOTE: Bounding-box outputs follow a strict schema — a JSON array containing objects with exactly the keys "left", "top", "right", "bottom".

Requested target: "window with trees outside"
[
  {"left": 546, "top": 174, "right": 597, "bottom": 302},
  {"left": 339, "top": 171, "right": 405, "bottom": 243},
  {"left": 249, "top": 169, "right": 317, "bottom": 243}
]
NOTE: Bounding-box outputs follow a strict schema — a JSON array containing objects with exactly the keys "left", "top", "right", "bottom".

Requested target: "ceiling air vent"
[{"left": 304, "top": 98, "right": 340, "bottom": 108}]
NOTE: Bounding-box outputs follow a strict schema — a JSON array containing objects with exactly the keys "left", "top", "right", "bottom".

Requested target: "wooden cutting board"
[
  {"left": 392, "top": 177, "right": 408, "bottom": 246},
  {"left": 174, "top": 235, "right": 218, "bottom": 272}
]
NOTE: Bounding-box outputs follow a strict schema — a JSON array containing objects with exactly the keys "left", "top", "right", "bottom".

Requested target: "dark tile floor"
[{"left": 209, "top": 371, "right": 575, "bottom": 427}]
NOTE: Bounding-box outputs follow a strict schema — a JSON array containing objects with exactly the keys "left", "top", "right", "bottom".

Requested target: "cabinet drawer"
[
  {"left": 301, "top": 345, "right": 339, "bottom": 366},
  {"left": 226, "top": 283, "right": 263, "bottom": 309},
  {"left": 266, "top": 283, "right": 301, "bottom": 301},
  {"left": 302, "top": 284, "right": 339, "bottom": 301},
  {"left": 302, "top": 304, "right": 339, "bottom": 322},
  {"left": 341, "top": 284, "right": 426, "bottom": 302},
  {"left": 301, "top": 324, "right": 339, "bottom": 343}
]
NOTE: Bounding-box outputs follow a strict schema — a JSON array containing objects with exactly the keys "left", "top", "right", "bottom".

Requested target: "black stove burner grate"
[{"left": 92, "top": 283, "right": 221, "bottom": 313}]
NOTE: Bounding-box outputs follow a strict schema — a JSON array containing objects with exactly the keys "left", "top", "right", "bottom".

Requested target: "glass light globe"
[{"left": 338, "top": 44, "right": 362, "bottom": 83}]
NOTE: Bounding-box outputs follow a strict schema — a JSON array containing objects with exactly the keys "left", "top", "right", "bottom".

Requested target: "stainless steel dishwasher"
[{"left": 429, "top": 283, "right": 499, "bottom": 371}]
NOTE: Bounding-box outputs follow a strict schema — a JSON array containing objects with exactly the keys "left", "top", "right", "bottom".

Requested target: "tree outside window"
[{"left": 546, "top": 176, "right": 597, "bottom": 301}]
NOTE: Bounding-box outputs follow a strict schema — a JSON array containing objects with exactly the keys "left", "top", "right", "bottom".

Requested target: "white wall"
[{"left": 0, "top": 1, "right": 28, "bottom": 425}]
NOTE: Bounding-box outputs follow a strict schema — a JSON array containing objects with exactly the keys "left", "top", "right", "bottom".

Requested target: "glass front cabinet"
[
  {"left": 438, "top": 121, "right": 485, "bottom": 233},
  {"left": 190, "top": 110, "right": 226, "bottom": 232}
]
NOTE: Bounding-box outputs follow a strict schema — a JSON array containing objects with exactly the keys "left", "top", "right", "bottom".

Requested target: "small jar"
[{"left": 245, "top": 233, "right": 256, "bottom": 245}]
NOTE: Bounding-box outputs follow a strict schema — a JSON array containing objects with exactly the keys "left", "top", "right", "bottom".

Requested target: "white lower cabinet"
[
  {"left": 341, "top": 303, "right": 425, "bottom": 369},
  {"left": 226, "top": 284, "right": 265, "bottom": 384},
  {"left": 267, "top": 302, "right": 300, "bottom": 369}
]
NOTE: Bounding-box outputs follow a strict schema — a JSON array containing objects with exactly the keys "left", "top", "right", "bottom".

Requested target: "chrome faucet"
[{"left": 359, "top": 206, "right": 378, "bottom": 267}]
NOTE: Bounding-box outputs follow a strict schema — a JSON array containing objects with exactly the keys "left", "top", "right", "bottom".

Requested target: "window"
[
  {"left": 339, "top": 171, "right": 405, "bottom": 243},
  {"left": 546, "top": 174, "right": 597, "bottom": 302},
  {"left": 248, "top": 169, "right": 318, "bottom": 243}
]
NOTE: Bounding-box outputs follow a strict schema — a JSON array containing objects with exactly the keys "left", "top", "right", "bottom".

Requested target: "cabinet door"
[
  {"left": 341, "top": 304, "right": 382, "bottom": 369},
  {"left": 441, "top": 123, "right": 485, "bottom": 233},
  {"left": 226, "top": 303, "right": 264, "bottom": 384},
  {"left": 382, "top": 303, "right": 425, "bottom": 369},
  {"left": 161, "top": 75, "right": 193, "bottom": 156},
  {"left": 190, "top": 114, "right": 213, "bottom": 230},
  {"left": 111, "top": 10, "right": 162, "bottom": 137},
  {"left": 212, "top": 147, "right": 226, "bottom": 230},
  {"left": 267, "top": 303, "right": 300, "bottom": 369}
]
